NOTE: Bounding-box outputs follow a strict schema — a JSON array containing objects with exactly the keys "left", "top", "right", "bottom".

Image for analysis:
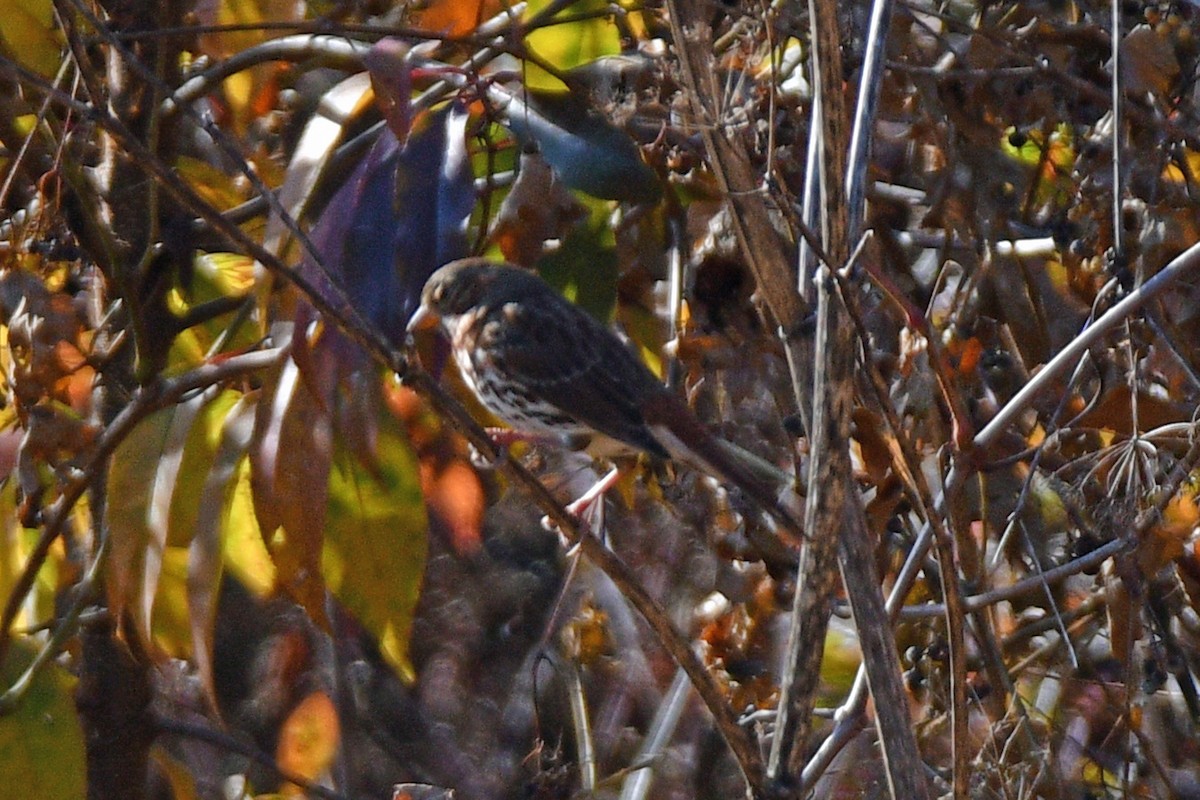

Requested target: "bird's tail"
[{"left": 645, "top": 393, "right": 803, "bottom": 568}]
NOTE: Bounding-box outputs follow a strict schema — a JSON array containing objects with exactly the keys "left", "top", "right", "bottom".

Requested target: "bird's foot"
[
  {"left": 467, "top": 437, "right": 504, "bottom": 469},
  {"left": 469, "top": 427, "right": 570, "bottom": 469},
  {"left": 543, "top": 466, "right": 621, "bottom": 551}
]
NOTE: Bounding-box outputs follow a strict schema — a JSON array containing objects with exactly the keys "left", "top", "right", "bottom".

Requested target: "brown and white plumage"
[{"left": 408, "top": 258, "right": 801, "bottom": 561}]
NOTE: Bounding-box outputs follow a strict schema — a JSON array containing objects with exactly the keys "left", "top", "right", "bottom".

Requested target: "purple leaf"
[{"left": 303, "top": 102, "right": 474, "bottom": 346}]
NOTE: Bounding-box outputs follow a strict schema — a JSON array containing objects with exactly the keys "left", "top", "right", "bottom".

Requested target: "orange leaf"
[
  {"left": 277, "top": 691, "right": 340, "bottom": 795},
  {"left": 429, "top": 460, "right": 485, "bottom": 556},
  {"left": 412, "top": 0, "right": 503, "bottom": 35},
  {"left": 955, "top": 336, "right": 983, "bottom": 375},
  {"left": 1142, "top": 486, "right": 1199, "bottom": 575}
]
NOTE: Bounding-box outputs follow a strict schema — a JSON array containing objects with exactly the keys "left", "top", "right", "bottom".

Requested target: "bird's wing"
[{"left": 487, "top": 294, "right": 671, "bottom": 459}]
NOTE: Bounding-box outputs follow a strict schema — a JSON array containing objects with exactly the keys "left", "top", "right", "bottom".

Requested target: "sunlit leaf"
[
  {"left": 412, "top": 0, "right": 503, "bottom": 36},
  {"left": 1139, "top": 479, "right": 1200, "bottom": 576},
  {"left": 223, "top": 462, "right": 274, "bottom": 597},
  {"left": 197, "top": 0, "right": 299, "bottom": 132},
  {"left": 1163, "top": 148, "right": 1200, "bottom": 185},
  {"left": 188, "top": 392, "right": 259, "bottom": 710},
  {"left": 819, "top": 625, "right": 863, "bottom": 700},
  {"left": 150, "top": 546, "right": 193, "bottom": 657},
  {"left": 999, "top": 123, "right": 1074, "bottom": 207},
  {"left": 164, "top": 388, "right": 246, "bottom": 551},
  {"left": 0, "top": 642, "right": 85, "bottom": 800},
  {"left": 522, "top": 0, "right": 620, "bottom": 91},
  {"left": 176, "top": 157, "right": 248, "bottom": 212},
  {"left": 193, "top": 253, "right": 256, "bottom": 300},
  {"left": 262, "top": 72, "right": 375, "bottom": 260},
  {"left": 144, "top": 387, "right": 219, "bottom": 639},
  {"left": 162, "top": 258, "right": 260, "bottom": 372},
  {"left": 323, "top": 412, "right": 427, "bottom": 682}
]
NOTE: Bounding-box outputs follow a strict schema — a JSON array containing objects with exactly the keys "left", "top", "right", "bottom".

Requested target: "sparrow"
[{"left": 407, "top": 258, "right": 801, "bottom": 563}]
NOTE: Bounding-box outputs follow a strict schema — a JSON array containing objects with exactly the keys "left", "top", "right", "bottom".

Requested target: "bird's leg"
[{"left": 543, "top": 466, "right": 621, "bottom": 549}]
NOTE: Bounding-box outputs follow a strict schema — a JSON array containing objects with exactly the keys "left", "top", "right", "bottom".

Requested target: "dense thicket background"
[{"left": 2, "top": 0, "right": 1200, "bottom": 798}]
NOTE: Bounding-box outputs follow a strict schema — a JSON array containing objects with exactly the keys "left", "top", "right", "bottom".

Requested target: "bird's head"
[
  {"left": 407, "top": 258, "right": 491, "bottom": 334},
  {"left": 407, "top": 259, "right": 542, "bottom": 334}
]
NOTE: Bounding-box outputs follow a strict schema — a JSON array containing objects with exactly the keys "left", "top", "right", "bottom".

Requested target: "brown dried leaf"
[{"left": 1122, "top": 25, "right": 1180, "bottom": 97}]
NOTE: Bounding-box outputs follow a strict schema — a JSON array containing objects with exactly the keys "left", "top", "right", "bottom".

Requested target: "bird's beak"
[{"left": 406, "top": 304, "right": 439, "bottom": 334}]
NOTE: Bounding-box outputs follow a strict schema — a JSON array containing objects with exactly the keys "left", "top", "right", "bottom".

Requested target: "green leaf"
[
  {"left": 523, "top": 0, "right": 620, "bottom": 91},
  {"left": 188, "top": 392, "right": 260, "bottom": 709},
  {"left": 0, "top": 642, "right": 86, "bottom": 800},
  {"left": 167, "top": 390, "right": 245, "bottom": 546},
  {"left": 323, "top": 411, "right": 427, "bottom": 683},
  {"left": 107, "top": 389, "right": 252, "bottom": 656},
  {"left": 537, "top": 197, "right": 619, "bottom": 321},
  {"left": 106, "top": 406, "right": 176, "bottom": 644}
]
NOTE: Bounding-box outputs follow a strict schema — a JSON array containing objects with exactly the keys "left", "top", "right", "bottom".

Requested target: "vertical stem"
[{"left": 1110, "top": 0, "right": 1124, "bottom": 263}]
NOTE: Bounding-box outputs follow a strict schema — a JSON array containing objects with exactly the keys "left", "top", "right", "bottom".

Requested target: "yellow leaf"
[
  {"left": 0, "top": 642, "right": 86, "bottom": 800},
  {"left": 223, "top": 461, "right": 275, "bottom": 596},
  {"left": 323, "top": 412, "right": 427, "bottom": 683},
  {"left": 1164, "top": 149, "right": 1200, "bottom": 184},
  {"left": 151, "top": 747, "right": 200, "bottom": 800},
  {"left": 0, "top": 0, "right": 61, "bottom": 77},
  {"left": 165, "top": 391, "right": 241, "bottom": 544},
  {"left": 150, "top": 547, "right": 193, "bottom": 658},
  {"left": 193, "top": 252, "right": 257, "bottom": 300},
  {"left": 175, "top": 157, "right": 248, "bottom": 212},
  {"left": 523, "top": 0, "right": 620, "bottom": 91}
]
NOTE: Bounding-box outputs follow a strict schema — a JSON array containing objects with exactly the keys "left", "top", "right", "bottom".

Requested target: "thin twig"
[
  {"left": 618, "top": 668, "right": 691, "bottom": 800},
  {"left": 153, "top": 714, "right": 359, "bottom": 800},
  {"left": 1110, "top": 0, "right": 1124, "bottom": 265},
  {"left": 833, "top": 266, "right": 968, "bottom": 799},
  {"left": 402, "top": 369, "right": 767, "bottom": 790},
  {"left": 0, "top": 41, "right": 768, "bottom": 791},
  {"left": 976, "top": 241, "right": 1200, "bottom": 450},
  {"left": 804, "top": 240, "right": 1200, "bottom": 786},
  {"left": 565, "top": 661, "right": 597, "bottom": 793}
]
